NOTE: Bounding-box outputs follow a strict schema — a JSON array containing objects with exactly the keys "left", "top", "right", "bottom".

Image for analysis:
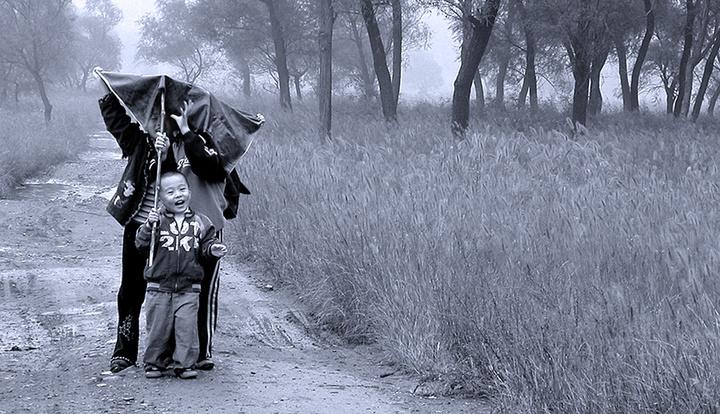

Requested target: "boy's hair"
[{"left": 159, "top": 171, "right": 188, "bottom": 189}]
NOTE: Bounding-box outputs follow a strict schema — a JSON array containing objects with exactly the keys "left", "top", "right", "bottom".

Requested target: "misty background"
[{"left": 76, "top": 0, "right": 656, "bottom": 108}]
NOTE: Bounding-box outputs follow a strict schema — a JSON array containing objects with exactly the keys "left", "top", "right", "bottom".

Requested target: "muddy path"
[{"left": 0, "top": 128, "right": 488, "bottom": 413}]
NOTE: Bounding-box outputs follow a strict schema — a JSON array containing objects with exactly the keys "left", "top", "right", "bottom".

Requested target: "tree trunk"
[
  {"left": 495, "top": 53, "right": 509, "bottom": 109},
  {"left": 708, "top": 80, "right": 720, "bottom": 116},
  {"left": 349, "top": 15, "right": 375, "bottom": 101},
  {"left": 239, "top": 58, "right": 252, "bottom": 97},
  {"left": 451, "top": 0, "right": 502, "bottom": 137},
  {"left": 514, "top": 0, "right": 536, "bottom": 111},
  {"left": 31, "top": 71, "right": 53, "bottom": 122},
  {"left": 391, "top": 0, "right": 402, "bottom": 105},
  {"left": 691, "top": 29, "right": 720, "bottom": 120},
  {"left": 474, "top": 70, "right": 485, "bottom": 116},
  {"left": 588, "top": 47, "right": 608, "bottom": 116},
  {"left": 318, "top": 0, "right": 334, "bottom": 141},
  {"left": 566, "top": 32, "right": 593, "bottom": 126},
  {"left": 665, "top": 78, "right": 677, "bottom": 114},
  {"left": 293, "top": 75, "right": 303, "bottom": 100},
  {"left": 263, "top": 0, "right": 292, "bottom": 110},
  {"left": 615, "top": 38, "right": 631, "bottom": 111},
  {"left": 630, "top": 0, "right": 655, "bottom": 111},
  {"left": 361, "top": 0, "right": 397, "bottom": 122},
  {"left": 572, "top": 65, "right": 591, "bottom": 125},
  {"left": 526, "top": 33, "right": 538, "bottom": 111},
  {"left": 518, "top": 74, "right": 529, "bottom": 108},
  {"left": 674, "top": 0, "right": 695, "bottom": 117}
]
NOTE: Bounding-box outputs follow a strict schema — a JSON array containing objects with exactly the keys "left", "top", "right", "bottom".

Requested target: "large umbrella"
[
  {"left": 95, "top": 68, "right": 264, "bottom": 174},
  {"left": 96, "top": 69, "right": 263, "bottom": 265}
]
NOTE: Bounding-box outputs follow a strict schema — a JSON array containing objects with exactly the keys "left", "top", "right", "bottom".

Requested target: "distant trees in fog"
[
  {"left": 144, "top": 0, "right": 717, "bottom": 136},
  {"left": 0, "top": 0, "right": 122, "bottom": 122},
  {"left": 2, "top": 0, "right": 720, "bottom": 133}
]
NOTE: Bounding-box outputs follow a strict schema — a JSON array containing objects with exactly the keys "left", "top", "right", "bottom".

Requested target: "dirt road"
[{"left": 0, "top": 129, "right": 487, "bottom": 413}]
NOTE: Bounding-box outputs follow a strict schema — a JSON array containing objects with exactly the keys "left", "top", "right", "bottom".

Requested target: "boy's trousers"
[{"left": 143, "top": 288, "right": 200, "bottom": 370}]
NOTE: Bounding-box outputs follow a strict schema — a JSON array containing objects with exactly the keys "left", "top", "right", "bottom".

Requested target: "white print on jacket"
[
  {"left": 177, "top": 157, "right": 191, "bottom": 170},
  {"left": 159, "top": 219, "right": 201, "bottom": 252}
]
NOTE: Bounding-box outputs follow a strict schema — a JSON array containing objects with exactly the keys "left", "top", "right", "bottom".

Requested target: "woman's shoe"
[
  {"left": 110, "top": 358, "right": 133, "bottom": 373},
  {"left": 195, "top": 359, "right": 214, "bottom": 371}
]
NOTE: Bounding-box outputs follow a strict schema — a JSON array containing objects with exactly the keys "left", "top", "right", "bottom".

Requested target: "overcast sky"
[{"left": 87, "top": 0, "right": 651, "bottom": 107}]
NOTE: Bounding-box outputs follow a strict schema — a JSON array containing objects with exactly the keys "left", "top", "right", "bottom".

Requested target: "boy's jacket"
[{"left": 135, "top": 209, "right": 218, "bottom": 292}]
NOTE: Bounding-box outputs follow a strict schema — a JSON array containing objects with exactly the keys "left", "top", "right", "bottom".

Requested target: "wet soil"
[{"left": 0, "top": 129, "right": 489, "bottom": 413}]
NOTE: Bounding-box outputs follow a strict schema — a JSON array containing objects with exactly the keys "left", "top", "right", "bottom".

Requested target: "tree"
[
  {"left": 361, "top": 0, "right": 397, "bottom": 122},
  {"left": 514, "top": 0, "right": 538, "bottom": 111},
  {"left": 71, "top": 0, "right": 122, "bottom": 91},
  {"left": 319, "top": 0, "right": 335, "bottom": 141},
  {"left": 451, "top": 0, "right": 502, "bottom": 137},
  {"left": 691, "top": 25, "right": 720, "bottom": 119},
  {"left": 138, "top": 0, "right": 219, "bottom": 84},
  {"left": 0, "top": 0, "right": 75, "bottom": 122},
  {"left": 391, "top": 0, "right": 403, "bottom": 104},
  {"left": 645, "top": 1, "right": 683, "bottom": 113},
  {"left": 188, "top": 0, "right": 268, "bottom": 99},
  {"left": 673, "top": 0, "right": 696, "bottom": 117},
  {"left": 339, "top": 11, "right": 377, "bottom": 100},
  {"left": 260, "top": 0, "right": 293, "bottom": 110},
  {"left": 630, "top": 0, "right": 655, "bottom": 111},
  {"left": 539, "top": 0, "right": 611, "bottom": 125}
]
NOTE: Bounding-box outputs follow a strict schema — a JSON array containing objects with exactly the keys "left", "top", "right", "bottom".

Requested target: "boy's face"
[{"left": 159, "top": 174, "right": 191, "bottom": 214}]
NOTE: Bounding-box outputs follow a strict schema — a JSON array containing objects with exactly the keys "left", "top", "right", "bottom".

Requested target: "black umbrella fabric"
[{"left": 95, "top": 69, "right": 264, "bottom": 173}]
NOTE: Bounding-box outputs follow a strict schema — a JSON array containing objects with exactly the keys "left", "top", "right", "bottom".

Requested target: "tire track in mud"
[{"left": 0, "top": 128, "right": 488, "bottom": 413}]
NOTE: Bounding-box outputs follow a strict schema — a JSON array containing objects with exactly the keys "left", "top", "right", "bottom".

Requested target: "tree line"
[
  {"left": 136, "top": 0, "right": 720, "bottom": 138},
  {"left": 2, "top": 0, "right": 719, "bottom": 137}
]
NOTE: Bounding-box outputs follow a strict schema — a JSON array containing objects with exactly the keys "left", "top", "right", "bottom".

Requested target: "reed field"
[
  {"left": 229, "top": 100, "right": 720, "bottom": 412},
  {"left": 0, "top": 92, "right": 98, "bottom": 196}
]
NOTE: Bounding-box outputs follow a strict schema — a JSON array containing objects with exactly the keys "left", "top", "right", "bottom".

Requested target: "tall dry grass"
[
  {"left": 0, "top": 91, "right": 99, "bottom": 196},
  {"left": 228, "top": 98, "right": 720, "bottom": 412}
]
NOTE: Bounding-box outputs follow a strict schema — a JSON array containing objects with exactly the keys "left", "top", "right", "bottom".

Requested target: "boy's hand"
[
  {"left": 210, "top": 243, "right": 227, "bottom": 258},
  {"left": 146, "top": 208, "right": 160, "bottom": 227},
  {"left": 170, "top": 100, "right": 193, "bottom": 135}
]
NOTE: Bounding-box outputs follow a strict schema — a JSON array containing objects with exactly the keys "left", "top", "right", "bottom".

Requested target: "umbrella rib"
[{"left": 95, "top": 69, "right": 148, "bottom": 133}]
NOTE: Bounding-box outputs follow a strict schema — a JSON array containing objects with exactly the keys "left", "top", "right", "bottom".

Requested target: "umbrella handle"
[{"left": 148, "top": 90, "right": 166, "bottom": 267}]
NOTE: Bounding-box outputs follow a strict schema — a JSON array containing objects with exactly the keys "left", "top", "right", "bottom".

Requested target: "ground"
[{"left": 0, "top": 129, "right": 488, "bottom": 413}]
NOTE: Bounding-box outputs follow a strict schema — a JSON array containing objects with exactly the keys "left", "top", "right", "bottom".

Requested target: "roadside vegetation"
[
  {"left": 230, "top": 100, "right": 720, "bottom": 412},
  {"left": 0, "top": 92, "right": 98, "bottom": 196}
]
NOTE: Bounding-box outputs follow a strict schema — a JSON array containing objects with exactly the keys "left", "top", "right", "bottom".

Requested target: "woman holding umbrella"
[
  {"left": 99, "top": 76, "right": 252, "bottom": 373},
  {"left": 98, "top": 82, "right": 177, "bottom": 373}
]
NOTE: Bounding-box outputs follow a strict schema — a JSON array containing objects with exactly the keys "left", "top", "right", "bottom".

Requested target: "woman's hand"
[
  {"left": 170, "top": 100, "right": 193, "bottom": 135},
  {"left": 210, "top": 243, "right": 227, "bottom": 258},
  {"left": 154, "top": 131, "right": 169, "bottom": 154}
]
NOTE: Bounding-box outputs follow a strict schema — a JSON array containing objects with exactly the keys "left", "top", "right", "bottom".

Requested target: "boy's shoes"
[
  {"left": 175, "top": 368, "right": 198, "bottom": 379},
  {"left": 144, "top": 366, "right": 163, "bottom": 379},
  {"left": 195, "top": 358, "right": 214, "bottom": 371},
  {"left": 110, "top": 358, "right": 133, "bottom": 373}
]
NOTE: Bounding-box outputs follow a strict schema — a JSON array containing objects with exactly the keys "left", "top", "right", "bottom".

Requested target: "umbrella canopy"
[{"left": 96, "top": 69, "right": 264, "bottom": 173}]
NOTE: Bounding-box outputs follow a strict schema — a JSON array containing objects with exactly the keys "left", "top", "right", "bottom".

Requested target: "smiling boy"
[{"left": 135, "top": 172, "right": 227, "bottom": 379}]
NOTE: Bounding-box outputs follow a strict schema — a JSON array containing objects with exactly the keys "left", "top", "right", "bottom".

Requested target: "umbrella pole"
[{"left": 148, "top": 90, "right": 166, "bottom": 267}]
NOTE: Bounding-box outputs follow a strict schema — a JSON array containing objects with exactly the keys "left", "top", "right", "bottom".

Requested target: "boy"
[{"left": 135, "top": 172, "right": 227, "bottom": 379}]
